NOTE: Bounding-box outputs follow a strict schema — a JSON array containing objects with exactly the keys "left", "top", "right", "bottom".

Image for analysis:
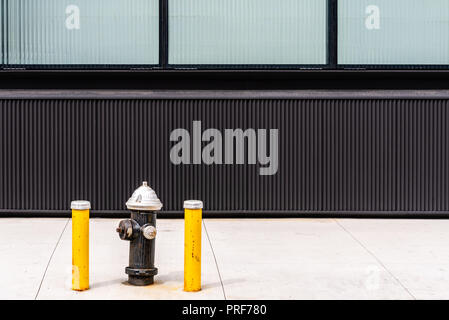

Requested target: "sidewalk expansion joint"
[
  {"left": 34, "top": 218, "right": 70, "bottom": 300},
  {"left": 334, "top": 219, "right": 416, "bottom": 300},
  {"left": 203, "top": 220, "right": 227, "bottom": 300}
]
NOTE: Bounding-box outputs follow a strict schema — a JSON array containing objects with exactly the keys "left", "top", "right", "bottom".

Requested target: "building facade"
[{"left": 1, "top": 0, "right": 449, "bottom": 217}]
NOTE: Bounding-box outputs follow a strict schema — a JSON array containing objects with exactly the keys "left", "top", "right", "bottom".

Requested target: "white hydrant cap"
[
  {"left": 126, "top": 181, "right": 163, "bottom": 211},
  {"left": 71, "top": 200, "right": 91, "bottom": 210},
  {"left": 183, "top": 200, "right": 203, "bottom": 209}
]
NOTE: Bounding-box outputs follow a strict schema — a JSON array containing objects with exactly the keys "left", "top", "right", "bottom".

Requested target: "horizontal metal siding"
[{"left": 1, "top": 98, "right": 449, "bottom": 216}]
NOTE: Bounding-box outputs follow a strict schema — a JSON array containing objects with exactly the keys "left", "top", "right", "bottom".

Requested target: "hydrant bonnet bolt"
[{"left": 117, "top": 181, "right": 162, "bottom": 286}]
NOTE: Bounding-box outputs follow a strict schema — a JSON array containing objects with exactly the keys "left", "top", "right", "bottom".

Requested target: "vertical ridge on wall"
[{"left": 1, "top": 98, "right": 449, "bottom": 216}]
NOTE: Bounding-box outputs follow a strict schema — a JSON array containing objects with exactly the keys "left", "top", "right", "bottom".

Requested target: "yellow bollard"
[
  {"left": 184, "top": 200, "right": 203, "bottom": 292},
  {"left": 71, "top": 200, "right": 90, "bottom": 291}
]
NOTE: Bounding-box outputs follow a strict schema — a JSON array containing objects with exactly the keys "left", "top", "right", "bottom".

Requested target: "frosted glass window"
[
  {"left": 5, "top": 0, "right": 159, "bottom": 65},
  {"left": 169, "top": 0, "right": 328, "bottom": 65},
  {"left": 338, "top": 0, "right": 449, "bottom": 65},
  {"left": 0, "top": 5, "right": 3, "bottom": 64}
]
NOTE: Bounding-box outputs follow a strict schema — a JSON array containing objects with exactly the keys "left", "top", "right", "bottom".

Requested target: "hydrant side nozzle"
[
  {"left": 142, "top": 224, "right": 157, "bottom": 240},
  {"left": 117, "top": 219, "right": 139, "bottom": 241}
]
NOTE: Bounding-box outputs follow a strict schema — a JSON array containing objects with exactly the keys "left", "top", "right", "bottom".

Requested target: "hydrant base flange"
[
  {"left": 126, "top": 267, "right": 158, "bottom": 286},
  {"left": 128, "top": 275, "right": 154, "bottom": 286}
]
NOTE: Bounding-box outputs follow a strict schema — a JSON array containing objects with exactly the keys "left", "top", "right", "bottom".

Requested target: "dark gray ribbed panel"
[{"left": 1, "top": 97, "right": 449, "bottom": 217}]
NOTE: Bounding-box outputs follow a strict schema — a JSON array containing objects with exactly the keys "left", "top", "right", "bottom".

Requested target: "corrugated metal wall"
[{"left": 1, "top": 95, "right": 449, "bottom": 217}]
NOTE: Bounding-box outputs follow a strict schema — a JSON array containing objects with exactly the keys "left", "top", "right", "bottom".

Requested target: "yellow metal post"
[
  {"left": 184, "top": 200, "right": 203, "bottom": 292},
  {"left": 71, "top": 200, "right": 90, "bottom": 291}
]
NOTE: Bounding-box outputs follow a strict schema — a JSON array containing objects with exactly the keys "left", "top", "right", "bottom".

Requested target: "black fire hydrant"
[{"left": 116, "top": 181, "right": 163, "bottom": 286}]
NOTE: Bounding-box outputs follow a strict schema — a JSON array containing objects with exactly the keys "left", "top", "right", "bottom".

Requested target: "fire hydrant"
[{"left": 116, "top": 181, "right": 163, "bottom": 286}]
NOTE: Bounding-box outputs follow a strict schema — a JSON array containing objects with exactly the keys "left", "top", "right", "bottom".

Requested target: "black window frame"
[
  {"left": 1, "top": 0, "right": 449, "bottom": 71},
  {"left": 336, "top": 0, "right": 449, "bottom": 70},
  {"left": 0, "top": 0, "right": 162, "bottom": 70},
  {"left": 164, "top": 0, "right": 333, "bottom": 70}
]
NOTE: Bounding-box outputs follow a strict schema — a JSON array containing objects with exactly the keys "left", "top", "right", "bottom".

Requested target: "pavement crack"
[
  {"left": 34, "top": 218, "right": 70, "bottom": 300},
  {"left": 203, "top": 219, "right": 227, "bottom": 300},
  {"left": 334, "top": 219, "right": 416, "bottom": 300}
]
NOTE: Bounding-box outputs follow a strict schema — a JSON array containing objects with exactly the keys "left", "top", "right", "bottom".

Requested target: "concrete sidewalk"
[{"left": 1, "top": 218, "right": 448, "bottom": 300}]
